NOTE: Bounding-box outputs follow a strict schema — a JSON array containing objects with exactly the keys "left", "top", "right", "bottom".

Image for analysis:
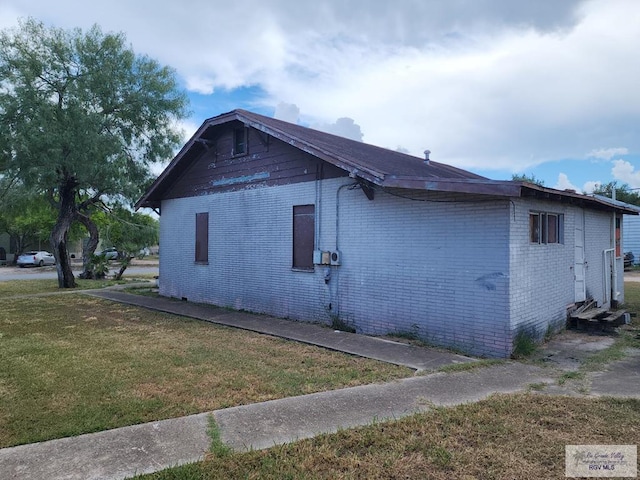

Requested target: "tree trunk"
[
  {"left": 114, "top": 255, "right": 133, "bottom": 280},
  {"left": 50, "top": 178, "right": 78, "bottom": 288},
  {"left": 76, "top": 211, "right": 99, "bottom": 278}
]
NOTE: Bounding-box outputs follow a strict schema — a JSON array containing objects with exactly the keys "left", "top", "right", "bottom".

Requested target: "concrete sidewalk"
[
  {"left": 1, "top": 290, "right": 635, "bottom": 480},
  {"left": 85, "top": 289, "right": 474, "bottom": 371}
]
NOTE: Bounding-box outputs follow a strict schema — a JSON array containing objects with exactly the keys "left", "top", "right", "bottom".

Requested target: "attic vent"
[{"left": 424, "top": 150, "right": 431, "bottom": 165}]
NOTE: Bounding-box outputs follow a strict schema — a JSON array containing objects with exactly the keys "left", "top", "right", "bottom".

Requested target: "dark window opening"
[
  {"left": 293, "top": 205, "right": 315, "bottom": 270},
  {"left": 615, "top": 216, "right": 621, "bottom": 257},
  {"left": 233, "top": 128, "right": 247, "bottom": 156},
  {"left": 529, "top": 213, "right": 540, "bottom": 243},
  {"left": 195, "top": 212, "right": 209, "bottom": 263},
  {"left": 530, "top": 212, "right": 564, "bottom": 244},
  {"left": 547, "top": 214, "right": 558, "bottom": 243}
]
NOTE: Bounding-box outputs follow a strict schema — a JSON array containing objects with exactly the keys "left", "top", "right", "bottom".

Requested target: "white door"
[{"left": 574, "top": 210, "right": 586, "bottom": 302}]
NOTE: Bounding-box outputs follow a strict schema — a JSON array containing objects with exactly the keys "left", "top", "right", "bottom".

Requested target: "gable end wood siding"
[{"left": 164, "top": 125, "right": 347, "bottom": 199}]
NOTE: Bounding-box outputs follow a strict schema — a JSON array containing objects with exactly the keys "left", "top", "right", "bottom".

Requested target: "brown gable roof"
[
  {"left": 235, "top": 109, "right": 484, "bottom": 181},
  {"left": 136, "top": 109, "right": 638, "bottom": 215}
]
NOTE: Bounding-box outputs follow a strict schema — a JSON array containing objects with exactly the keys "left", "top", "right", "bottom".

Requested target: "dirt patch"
[
  {"left": 0, "top": 265, "right": 58, "bottom": 275},
  {"left": 534, "top": 330, "right": 616, "bottom": 371}
]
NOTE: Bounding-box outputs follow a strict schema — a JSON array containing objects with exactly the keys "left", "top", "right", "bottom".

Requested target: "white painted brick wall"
[
  {"left": 160, "top": 179, "right": 513, "bottom": 357},
  {"left": 508, "top": 200, "right": 621, "bottom": 343},
  {"left": 508, "top": 199, "right": 575, "bottom": 341},
  {"left": 159, "top": 179, "right": 622, "bottom": 358},
  {"left": 583, "top": 209, "right": 624, "bottom": 307},
  {"left": 160, "top": 181, "right": 329, "bottom": 322},
  {"left": 331, "top": 186, "right": 512, "bottom": 357}
]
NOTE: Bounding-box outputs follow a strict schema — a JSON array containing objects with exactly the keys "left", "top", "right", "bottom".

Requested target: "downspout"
[
  {"left": 603, "top": 249, "right": 614, "bottom": 305},
  {"left": 315, "top": 164, "right": 321, "bottom": 249},
  {"left": 612, "top": 189, "right": 619, "bottom": 305},
  {"left": 335, "top": 182, "right": 359, "bottom": 250},
  {"left": 333, "top": 182, "right": 358, "bottom": 317}
]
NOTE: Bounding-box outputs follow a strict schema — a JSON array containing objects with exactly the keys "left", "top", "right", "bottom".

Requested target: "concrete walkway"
[
  {"left": 0, "top": 363, "right": 554, "bottom": 480},
  {"left": 85, "top": 289, "right": 474, "bottom": 371},
  {"left": 0, "top": 289, "right": 636, "bottom": 480}
]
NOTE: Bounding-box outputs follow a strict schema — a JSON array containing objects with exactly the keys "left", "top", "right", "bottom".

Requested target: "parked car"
[
  {"left": 97, "top": 247, "right": 119, "bottom": 260},
  {"left": 624, "top": 251, "right": 635, "bottom": 269},
  {"left": 17, "top": 251, "right": 56, "bottom": 267}
]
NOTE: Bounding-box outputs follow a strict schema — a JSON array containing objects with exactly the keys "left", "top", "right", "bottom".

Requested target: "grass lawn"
[
  {"left": 132, "top": 282, "right": 640, "bottom": 479},
  {"left": 0, "top": 278, "right": 131, "bottom": 296},
  {"left": 3, "top": 281, "right": 640, "bottom": 479},
  {"left": 135, "top": 394, "right": 640, "bottom": 480},
  {"left": 0, "top": 292, "right": 410, "bottom": 448}
]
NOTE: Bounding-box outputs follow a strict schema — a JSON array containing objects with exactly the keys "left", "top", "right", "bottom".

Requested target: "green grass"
[
  {"left": 624, "top": 281, "right": 640, "bottom": 318},
  {"left": 527, "top": 382, "right": 547, "bottom": 391},
  {"left": 0, "top": 294, "right": 410, "bottom": 448},
  {"left": 207, "top": 416, "right": 232, "bottom": 458},
  {"left": 572, "top": 282, "right": 640, "bottom": 372},
  {"left": 557, "top": 370, "right": 586, "bottom": 385},
  {"left": 124, "top": 286, "right": 160, "bottom": 297},
  {"left": 128, "top": 284, "right": 640, "bottom": 479},
  {"left": 437, "top": 358, "right": 503, "bottom": 373},
  {"left": 511, "top": 329, "right": 538, "bottom": 359},
  {"left": 0, "top": 278, "right": 130, "bottom": 296},
  {"left": 133, "top": 394, "right": 640, "bottom": 479}
]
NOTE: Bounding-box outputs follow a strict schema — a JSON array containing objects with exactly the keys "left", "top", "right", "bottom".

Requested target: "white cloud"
[
  {"left": 260, "top": 0, "right": 640, "bottom": 170},
  {"left": 273, "top": 102, "right": 300, "bottom": 123},
  {"left": 611, "top": 159, "right": 640, "bottom": 188},
  {"left": 0, "top": 4, "right": 21, "bottom": 30},
  {"left": 554, "top": 173, "right": 580, "bottom": 191},
  {"left": 582, "top": 181, "right": 601, "bottom": 194},
  {"left": 311, "top": 117, "right": 364, "bottom": 142},
  {"left": 149, "top": 118, "right": 200, "bottom": 176},
  {"left": 177, "top": 119, "right": 200, "bottom": 142},
  {"left": 588, "top": 147, "right": 629, "bottom": 160},
  {"left": 2, "top": 0, "right": 639, "bottom": 174}
]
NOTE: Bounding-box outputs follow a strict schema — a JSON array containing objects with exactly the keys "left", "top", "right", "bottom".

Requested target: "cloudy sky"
[{"left": 2, "top": 0, "right": 639, "bottom": 193}]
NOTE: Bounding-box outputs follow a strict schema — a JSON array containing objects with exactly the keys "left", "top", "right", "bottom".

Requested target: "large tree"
[
  {"left": 0, "top": 19, "right": 188, "bottom": 287},
  {"left": 511, "top": 173, "right": 545, "bottom": 186},
  {"left": 0, "top": 186, "right": 56, "bottom": 258},
  {"left": 93, "top": 206, "right": 159, "bottom": 280},
  {"left": 591, "top": 181, "right": 640, "bottom": 207}
]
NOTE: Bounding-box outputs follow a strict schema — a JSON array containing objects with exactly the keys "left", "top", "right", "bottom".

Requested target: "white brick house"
[{"left": 137, "top": 110, "right": 636, "bottom": 358}]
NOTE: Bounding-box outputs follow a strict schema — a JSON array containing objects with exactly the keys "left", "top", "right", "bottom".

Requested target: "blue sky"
[
  {"left": 2, "top": 0, "right": 639, "bottom": 193},
  {"left": 189, "top": 85, "right": 640, "bottom": 193}
]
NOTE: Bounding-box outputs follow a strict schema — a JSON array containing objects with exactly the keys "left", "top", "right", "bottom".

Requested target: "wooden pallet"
[
  {"left": 568, "top": 301, "right": 627, "bottom": 329},
  {"left": 571, "top": 307, "right": 609, "bottom": 321}
]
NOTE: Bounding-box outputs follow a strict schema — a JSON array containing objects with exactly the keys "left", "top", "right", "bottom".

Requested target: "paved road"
[
  {"left": 624, "top": 272, "right": 640, "bottom": 282},
  {"left": 0, "top": 264, "right": 158, "bottom": 281}
]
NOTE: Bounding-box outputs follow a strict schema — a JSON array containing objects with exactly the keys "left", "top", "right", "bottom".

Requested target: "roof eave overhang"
[
  {"left": 377, "top": 178, "right": 639, "bottom": 215},
  {"left": 381, "top": 177, "right": 522, "bottom": 196},
  {"left": 239, "top": 118, "right": 386, "bottom": 182},
  {"left": 135, "top": 110, "right": 640, "bottom": 216},
  {"left": 519, "top": 183, "right": 639, "bottom": 215}
]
